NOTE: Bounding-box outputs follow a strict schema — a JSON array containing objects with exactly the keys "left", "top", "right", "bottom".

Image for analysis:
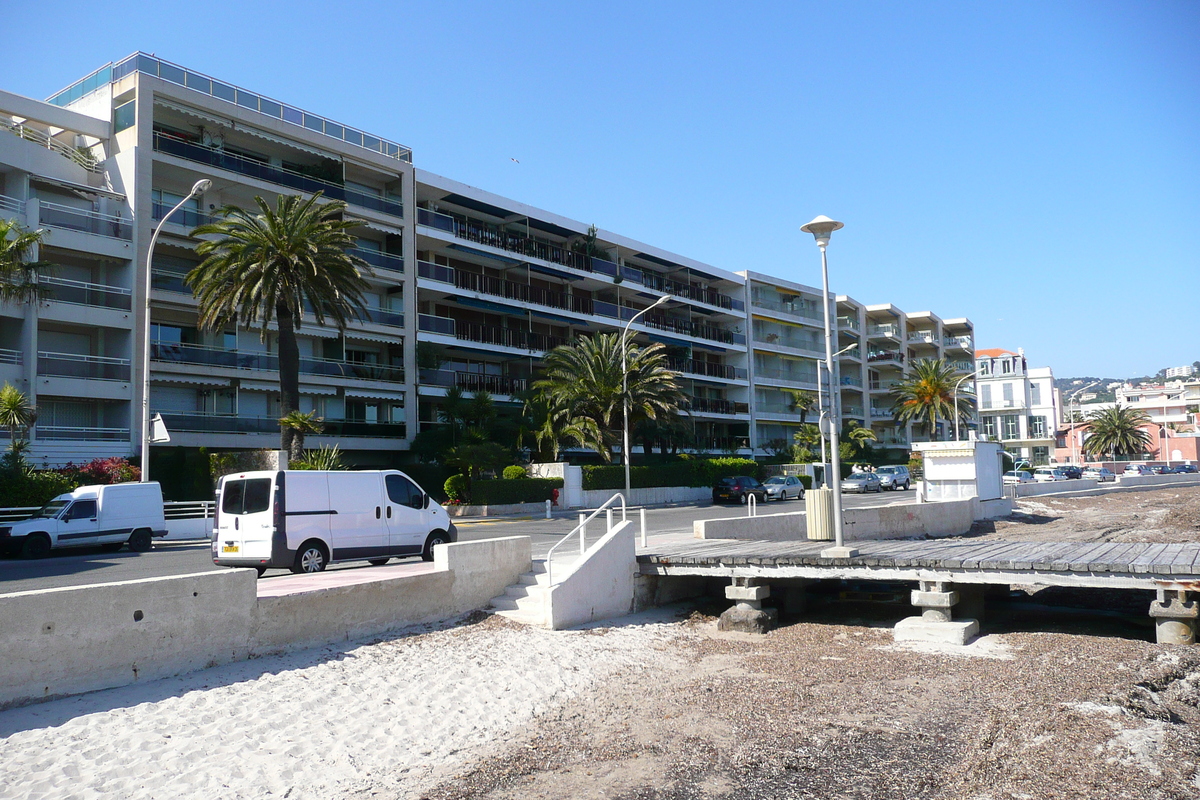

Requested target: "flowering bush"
[{"left": 59, "top": 457, "right": 141, "bottom": 485}]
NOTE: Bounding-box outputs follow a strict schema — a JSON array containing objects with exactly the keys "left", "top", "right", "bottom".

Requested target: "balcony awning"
[
  {"left": 529, "top": 308, "right": 584, "bottom": 326},
  {"left": 300, "top": 383, "right": 339, "bottom": 396},
  {"left": 350, "top": 218, "right": 403, "bottom": 237},
  {"left": 453, "top": 296, "right": 526, "bottom": 316},
  {"left": 528, "top": 264, "right": 583, "bottom": 281},
  {"left": 154, "top": 99, "right": 334, "bottom": 160},
  {"left": 345, "top": 388, "right": 405, "bottom": 401},
  {"left": 29, "top": 174, "right": 125, "bottom": 201},
  {"left": 647, "top": 333, "right": 694, "bottom": 349},
  {"left": 344, "top": 330, "right": 403, "bottom": 345},
  {"left": 153, "top": 375, "right": 230, "bottom": 387},
  {"left": 447, "top": 243, "right": 523, "bottom": 265},
  {"left": 237, "top": 380, "right": 277, "bottom": 393}
]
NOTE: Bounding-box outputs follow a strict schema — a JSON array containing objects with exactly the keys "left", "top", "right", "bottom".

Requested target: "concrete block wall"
[
  {"left": 579, "top": 486, "right": 711, "bottom": 509},
  {"left": 1116, "top": 473, "right": 1200, "bottom": 488},
  {"left": 694, "top": 498, "right": 989, "bottom": 542},
  {"left": 0, "top": 536, "right": 532, "bottom": 709},
  {"left": 1013, "top": 479, "right": 1099, "bottom": 497}
]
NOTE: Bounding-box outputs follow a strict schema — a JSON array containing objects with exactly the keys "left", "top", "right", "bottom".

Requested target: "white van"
[
  {"left": 212, "top": 470, "right": 456, "bottom": 576},
  {"left": 0, "top": 482, "right": 167, "bottom": 558}
]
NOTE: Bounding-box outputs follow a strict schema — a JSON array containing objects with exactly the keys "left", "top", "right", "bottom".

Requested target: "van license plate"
[{"left": 222, "top": 545, "right": 239, "bottom": 554}]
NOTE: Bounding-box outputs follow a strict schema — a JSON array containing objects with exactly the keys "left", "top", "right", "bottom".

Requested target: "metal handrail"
[
  {"left": 747, "top": 492, "right": 758, "bottom": 517},
  {"left": 0, "top": 194, "right": 27, "bottom": 215},
  {"left": 545, "top": 493, "right": 626, "bottom": 586},
  {"left": 0, "top": 348, "right": 21, "bottom": 365},
  {"left": 0, "top": 118, "right": 102, "bottom": 172}
]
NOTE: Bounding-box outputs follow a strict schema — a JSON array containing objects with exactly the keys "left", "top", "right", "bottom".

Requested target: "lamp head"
[
  {"left": 800, "top": 215, "right": 844, "bottom": 247},
  {"left": 190, "top": 179, "right": 213, "bottom": 196},
  {"left": 651, "top": 295, "right": 671, "bottom": 309}
]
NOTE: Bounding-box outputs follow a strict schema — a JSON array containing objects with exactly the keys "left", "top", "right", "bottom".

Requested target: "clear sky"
[{"left": 9, "top": 1, "right": 1198, "bottom": 378}]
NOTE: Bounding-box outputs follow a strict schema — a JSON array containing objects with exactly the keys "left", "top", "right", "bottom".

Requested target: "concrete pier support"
[
  {"left": 894, "top": 580, "right": 979, "bottom": 645},
  {"left": 1149, "top": 589, "right": 1197, "bottom": 645},
  {"left": 717, "top": 577, "right": 778, "bottom": 633}
]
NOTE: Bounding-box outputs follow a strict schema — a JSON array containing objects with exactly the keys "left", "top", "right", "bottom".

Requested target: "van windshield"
[
  {"left": 222, "top": 479, "right": 272, "bottom": 514},
  {"left": 35, "top": 499, "right": 69, "bottom": 519}
]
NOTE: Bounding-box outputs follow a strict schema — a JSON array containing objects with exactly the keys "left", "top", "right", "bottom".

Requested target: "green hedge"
[
  {"left": 798, "top": 475, "right": 813, "bottom": 489},
  {"left": 469, "top": 477, "right": 564, "bottom": 506},
  {"left": 0, "top": 469, "right": 78, "bottom": 508},
  {"left": 582, "top": 457, "right": 761, "bottom": 490}
]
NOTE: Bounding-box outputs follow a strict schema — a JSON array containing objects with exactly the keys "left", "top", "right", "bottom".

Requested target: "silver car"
[
  {"left": 842, "top": 472, "right": 883, "bottom": 493},
  {"left": 875, "top": 465, "right": 911, "bottom": 490},
  {"left": 764, "top": 475, "right": 805, "bottom": 501},
  {"left": 1082, "top": 467, "right": 1116, "bottom": 482}
]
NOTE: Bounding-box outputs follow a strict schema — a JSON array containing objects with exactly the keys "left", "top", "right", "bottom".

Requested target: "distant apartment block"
[
  {"left": 974, "top": 348, "right": 1059, "bottom": 465},
  {"left": 1, "top": 53, "right": 972, "bottom": 466},
  {"left": 1165, "top": 365, "right": 1196, "bottom": 379}
]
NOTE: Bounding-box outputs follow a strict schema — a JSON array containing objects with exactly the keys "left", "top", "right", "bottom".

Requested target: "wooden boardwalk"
[{"left": 638, "top": 538, "right": 1200, "bottom": 591}]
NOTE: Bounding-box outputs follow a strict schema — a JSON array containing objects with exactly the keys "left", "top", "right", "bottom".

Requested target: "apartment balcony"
[
  {"left": 0, "top": 194, "right": 25, "bottom": 217},
  {"left": 39, "top": 277, "right": 132, "bottom": 311},
  {"left": 417, "top": 315, "right": 566, "bottom": 353},
  {"left": 668, "top": 359, "right": 749, "bottom": 382},
  {"left": 152, "top": 201, "right": 217, "bottom": 229},
  {"left": 875, "top": 435, "right": 910, "bottom": 447},
  {"left": 153, "top": 131, "right": 404, "bottom": 218},
  {"left": 38, "top": 201, "right": 132, "bottom": 240},
  {"left": 837, "top": 315, "right": 859, "bottom": 331},
  {"left": 754, "top": 330, "right": 822, "bottom": 354},
  {"left": 750, "top": 296, "right": 822, "bottom": 322},
  {"left": 351, "top": 247, "right": 405, "bottom": 275},
  {"left": 0, "top": 117, "right": 102, "bottom": 173},
  {"left": 419, "top": 369, "right": 528, "bottom": 396},
  {"left": 416, "top": 209, "right": 743, "bottom": 312},
  {"left": 840, "top": 375, "right": 863, "bottom": 388},
  {"left": 843, "top": 405, "right": 865, "bottom": 418},
  {"left": 867, "top": 350, "right": 905, "bottom": 367},
  {"left": 37, "top": 426, "right": 130, "bottom": 442},
  {"left": 907, "top": 331, "right": 938, "bottom": 346},
  {"left": 980, "top": 399, "right": 1026, "bottom": 411},
  {"left": 0, "top": 348, "right": 21, "bottom": 365},
  {"left": 151, "top": 269, "right": 191, "bottom": 294},
  {"left": 156, "top": 412, "right": 406, "bottom": 438},
  {"left": 150, "top": 342, "right": 404, "bottom": 383},
  {"left": 751, "top": 366, "right": 817, "bottom": 385},
  {"left": 360, "top": 307, "right": 404, "bottom": 328},
  {"left": 870, "top": 407, "right": 893, "bottom": 419},
  {"left": 867, "top": 324, "right": 900, "bottom": 339},
  {"left": 869, "top": 379, "right": 902, "bottom": 392},
  {"left": 37, "top": 351, "right": 131, "bottom": 382},
  {"left": 951, "top": 360, "right": 974, "bottom": 373},
  {"left": 944, "top": 335, "right": 973, "bottom": 350},
  {"left": 681, "top": 398, "right": 748, "bottom": 416},
  {"left": 419, "top": 260, "right": 585, "bottom": 315}
]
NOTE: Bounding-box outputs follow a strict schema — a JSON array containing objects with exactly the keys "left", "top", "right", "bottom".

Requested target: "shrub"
[
  {"left": 798, "top": 475, "right": 813, "bottom": 489},
  {"left": 443, "top": 474, "right": 470, "bottom": 504},
  {"left": 0, "top": 469, "right": 79, "bottom": 508},
  {"left": 502, "top": 465, "right": 528, "bottom": 480},
  {"left": 291, "top": 445, "right": 347, "bottom": 470},
  {"left": 469, "top": 477, "right": 563, "bottom": 506},
  {"left": 59, "top": 456, "right": 140, "bottom": 486},
  {"left": 581, "top": 457, "right": 761, "bottom": 490}
]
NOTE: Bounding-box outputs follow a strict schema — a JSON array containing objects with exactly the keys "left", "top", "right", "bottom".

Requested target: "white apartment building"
[
  {"left": 1165, "top": 365, "right": 1196, "bottom": 379},
  {"left": 974, "top": 348, "right": 1059, "bottom": 465},
  {"left": 1079, "top": 382, "right": 1198, "bottom": 426},
  {"left": 1, "top": 53, "right": 971, "bottom": 467}
]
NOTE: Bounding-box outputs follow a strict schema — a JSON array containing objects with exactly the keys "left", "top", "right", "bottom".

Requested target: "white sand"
[{"left": 0, "top": 614, "right": 688, "bottom": 800}]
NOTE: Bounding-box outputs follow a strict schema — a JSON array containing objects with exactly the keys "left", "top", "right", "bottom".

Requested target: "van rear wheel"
[
  {"left": 422, "top": 531, "right": 449, "bottom": 562},
  {"left": 368, "top": 558, "right": 390, "bottom": 566},
  {"left": 128, "top": 529, "right": 152, "bottom": 552},
  {"left": 292, "top": 542, "right": 328, "bottom": 574},
  {"left": 20, "top": 534, "right": 51, "bottom": 560}
]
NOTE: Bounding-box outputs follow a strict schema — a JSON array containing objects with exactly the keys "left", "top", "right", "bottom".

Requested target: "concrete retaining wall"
[
  {"left": 446, "top": 502, "right": 550, "bottom": 518},
  {"left": 1014, "top": 479, "right": 1099, "bottom": 497},
  {"left": 579, "top": 486, "right": 710, "bottom": 508},
  {"left": 0, "top": 536, "right": 532, "bottom": 709},
  {"left": 694, "top": 498, "right": 1004, "bottom": 542},
  {"left": 548, "top": 520, "right": 637, "bottom": 630},
  {"left": 1117, "top": 473, "right": 1200, "bottom": 488}
]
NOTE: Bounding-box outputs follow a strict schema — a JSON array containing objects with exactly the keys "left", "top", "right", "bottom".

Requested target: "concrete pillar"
[
  {"left": 1149, "top": 589, "right": 1197, "bottom": 645},
  {"left": 717, "top": 577, "right": 778, "bottom": 633},
  {"left": 895, "top": 580, "right": 979, "bottom": 646}
]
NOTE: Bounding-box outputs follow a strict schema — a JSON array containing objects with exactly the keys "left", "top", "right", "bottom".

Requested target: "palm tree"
[
  {"left": 278, "top": 410, "right": 324, "bottom": 463},
  {"left": 787, "top": 390, "right": 819, "bottom": 426},
  {"left": 843, "top": 419, "right": 878, "bottom": 449},
  {"left": 0, "top": 382, "right": 36, "bottom": 455},
  {"left": 1082, "top": 405, "right": 1152, "bottom": 460},
  {"left": 890, "top": 358, "right": 968, "bottom": 441},
  {"left": 188, "top": 194, "right": 370, "bottom": 456},
  {"left": 0, "top": 219, "right": 52, "bottom": 304},
  {"left": 531, "top": 333, "right": 683, "bottom": 462}
]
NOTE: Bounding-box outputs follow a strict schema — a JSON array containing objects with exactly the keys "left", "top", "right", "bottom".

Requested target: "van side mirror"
[{"left": 422, "top": 493, "right": 430, "bottom": 509}]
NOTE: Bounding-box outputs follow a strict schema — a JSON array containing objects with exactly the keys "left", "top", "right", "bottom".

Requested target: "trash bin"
[{"left": 806, "top": 486, "right": 834, "bottom": 541}]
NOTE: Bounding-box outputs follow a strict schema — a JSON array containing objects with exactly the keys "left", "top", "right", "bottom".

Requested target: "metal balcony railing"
[
  {"left": 0, "top": 117, "right": 102, "bottom": 172},
  {"left": 0, "top": 348, "right": 22, "bottom": 365},
  {"left": 867, "top": 350, "right": 905, "bottom": 365},
  {"left": 351, "top": 247, "right": 404, "bottom": 274},
  {"left": 37, "top": 351, "right": 131, "bottom": 381},
  {"left": 668, "top": 358, "right": 749, "bottom": 382},
  {"left": 37, "top": 426, "right": 130, "bottom": 441},
  {"left": 150, "top": 342, "right": 404, "bottom": 382},
  {"left": 39, "top": 201, "right": 131, "bottom": 240},
  {"left": 39, "top": 276, "right": 132, "bottom": 310},
  {"left": 751, "top": 365, "right": 818, "bottom": 385},
  {"left": 156, "top": 412, "right": 406, "bottom": 438},
  {"left": 419, "top": 261, "right": 584, "bottom": 314},
  {"left": 750, "top": 295, "right": 823, "bottom": 320},
  {"left": 907, "top": 331, "right": 937, "bottom": 344},
  {"left": 0, "top": 194, "right": 26, "bottom": 215},
  {"left": 944, "top": 335, "right": 973, "bottom": 349},
  {"left": 682, "top": 397, "right": 747, "bottom": 415},
  {"left": 151, "top": 200, "right": 217, "bottom": 229},
  {"left": 419, "top": 369, "right": 528, "bottom": 395},
  {"left": 153, "top": 132, "right": 403, "bottom": 217}
]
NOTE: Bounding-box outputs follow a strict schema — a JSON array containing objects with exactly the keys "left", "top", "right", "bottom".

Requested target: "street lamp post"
[
  {"left": 953, "top": 368, "right": 982, "bottom": 441},
  {"left": 1067, "top": 381, "right": 1099, "bottom": 466},
  {"left": 800, "top": 215, "right": 856, "bottom": 558},
  {"left": 141, "top": 178, "right": 212, "bottom": 483},
  {"left": 621, "top": 294, "right": 671, "bottom": 498}
]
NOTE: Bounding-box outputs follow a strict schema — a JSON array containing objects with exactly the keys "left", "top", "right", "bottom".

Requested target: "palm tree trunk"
[{"left": 276, "top": 302, "right": 302, "bottom": 461}]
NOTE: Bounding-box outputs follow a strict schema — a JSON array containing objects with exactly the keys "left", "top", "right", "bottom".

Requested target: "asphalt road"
[{"left": 0, "top": 492, "right": 917, "bottom": 594}]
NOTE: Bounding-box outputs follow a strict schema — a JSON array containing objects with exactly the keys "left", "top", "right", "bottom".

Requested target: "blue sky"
[{"left": 10, "top": 1, "right": 1198, "bottom": 378}]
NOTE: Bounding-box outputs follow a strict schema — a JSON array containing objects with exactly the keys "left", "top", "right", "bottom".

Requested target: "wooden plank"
[
  {"left": 1172, "top": 545, "right": 1200, "bottom": 576},
  {"left": 1007, "top": 542, "right": 1071, "bottom": 570},
  {"left": 1051, "top": 543, "right": 1103, "bottom": 571},
  {"left": 937, "top": 541, "right": 1006, "bottom": 569},
  {"left": 1067, "top": 543, "right": 1122, "bottom": 572},
  {"left": 980, "top": 542, "right": 1049, "bottom": 570},
  {"left": 1073, "top": 542, "right": 1131, "bottom": 572},
  {"left": 961, "top": 542, "right": 1027, "bottom": 569},
  {"left": 1029, "top": 543, "right": 1079, "bottom": 570},
  {"left": 1128, "top": 543, "right": 1172, "bottom": 574},
  {"left": 1090, "top": 543, "right": 1147, "bottom": 573}
]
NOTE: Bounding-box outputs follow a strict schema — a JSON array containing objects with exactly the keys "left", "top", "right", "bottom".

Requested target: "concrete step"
[
  {"left": 505, "top": 582, "right": 547, "bottom": 599},
  {"left": 490, "top": 593, "right": 543, "bottom": 615},
  {"left": 493, "top": 607, "right": 548, "bottom": 627}
]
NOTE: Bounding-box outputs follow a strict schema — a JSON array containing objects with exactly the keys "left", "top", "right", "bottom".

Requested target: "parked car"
[
  {"left": 842, "top": 472, "right": 883, "bottom": 493},
  {"left": 1003, "top": 470, "right": 1035, "bottom": 484},
  {"left": 875, "top": 465, "right": 912, "bottom": 491},
  {"left": 712, "top": 476, "right": 767, "bottom": 505},
  {"left": 1032, "top": 467, "right": 1069, "bottom": 482},
  {"left": 1125, "top": 465, "right": 1155, "bottom": 476},
  {"left": 1163, "top": 464, "right": 1199, "bottom": 474},
  {"left": 213, "top": 470, "right": 456, "bottom": 576},
  {"left": 763, "top": 475, "right": 805, "bottom": 501},
  {"left": 1057, "top": 465, "right": 1083, "bottom": 479},
  {"left": 0, "top": 482, "right": 167, "bottom": 559},
  {"left": 1081, "top": 467, "right": 1116, "bottom": 482},
  {"left": 1150, "top": 465, "right": 1168, "bottom": 475}
]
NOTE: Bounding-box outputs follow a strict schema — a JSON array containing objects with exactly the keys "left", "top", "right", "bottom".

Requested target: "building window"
[
  {"left": 1001, "top": 359, "right": 1012, "bottom": 374},
  {"left": 1030, "top": 382, "right": 1041, "bottom": 407},
  {"left": 1032, "top": 446, "right": 1050, "bottom": 466},
  {"left": 982, "top": 416, "right": 997, "bottom": 438},
  {"left": 1002, "top": 414, "right": 1020, "bottom": 440},
  {"left": 1028, "top": 416, "right": 1047, "bottom": 438},
  {"left": 979, "top": 360, "right": 991, "bottom": 376},
  {"left": 980, "top": 384, "right": 992, "bottom": 409},
  {"left": 1002, "top": 382, "right": 1014, "bottom": 407}
]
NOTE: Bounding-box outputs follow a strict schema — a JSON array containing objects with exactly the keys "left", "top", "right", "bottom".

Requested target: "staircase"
[{"left": 489, "top": 555, "right": 578, "bottom": 628}]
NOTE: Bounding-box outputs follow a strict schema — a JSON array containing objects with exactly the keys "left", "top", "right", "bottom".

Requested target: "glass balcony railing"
[
  {"left": 682, "top": 397, "right": 747, "bottom": 415},
  {"left": 754, "top": 329, "right": 823, "bottom": 352},
  {"left": 944, "top": 335, "right": 973, "bottom": 349},
  {"left": 837, "top": 315, "right": 859, "bottom": 330},
  {"left": 869, "top": 380, "right": 902, "bottom": 391},
  {"left": 39, "top": 201, "right": 131, "bottom": 240},
  {"left": 153, "top": 132, "right": 403, "bottom": 217},
  {"left": 150, "top": 342, "right": 404, "bottom": 382},
  {"left": 870, "top": 407, "right": 893, "bottom": 418},
  {"left": 418, "top": 369, "right": 528, "bottom": 395},
  {"left": 351, "top": 247, "right": 404, "bottom": 274},
  {"left": 156, "top": 412, "right": 406, "bottom": 438},
  {"left": 867, "top": 350, "right": 905, "bottom": 365},
  {"left": 418, "top": 261, "right": 586, "bottom": 314},
  {"left": 840, "top": 375, "right": 863, "bottom": 387},
  {"left": 37, "top": 426, "right": 130, "bottom": 441},
  {"left": 907, "top": 331, "right": 937, "bottom": 345},
  {"left": 37, "top": 351, "right": 131, "bottom": 381},
  {"left": 667, "top": 359, "right": 749, "bottom": 382},
  {"left": 151, "top": 270, "right": 190, "bottom": 294},
  {"left": 417, "top": 315, "right": 566, "bottom": 352},
  {"left": 750, "top": 295, "right": 822, "bottom": 320},
  {"left": 843, "top": 405, "right": 865, "bottom": 418},
  {"left": 361, "top": 307, "right": 405, "bottom": 328},
  {"left": 867, "top": 324, "right": 900, "bottom": 338},
  {"left": 39, "top": 276, "right": 132, "bottom": 310},
  {"left": 751, "top": 366, "right": 818, "bottom": 385},
  {"left": 152, "top": 200, "right": 216, "bottom": 229}
]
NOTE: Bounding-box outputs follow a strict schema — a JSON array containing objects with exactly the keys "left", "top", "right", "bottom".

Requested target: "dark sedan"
[{"left": 712, "top": 476, "right": 767, "bottom": 505}]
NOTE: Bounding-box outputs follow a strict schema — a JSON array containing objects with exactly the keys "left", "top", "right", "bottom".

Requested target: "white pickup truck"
[{"left": 0, "top": 482, "right": 168, "bottom": 558}]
